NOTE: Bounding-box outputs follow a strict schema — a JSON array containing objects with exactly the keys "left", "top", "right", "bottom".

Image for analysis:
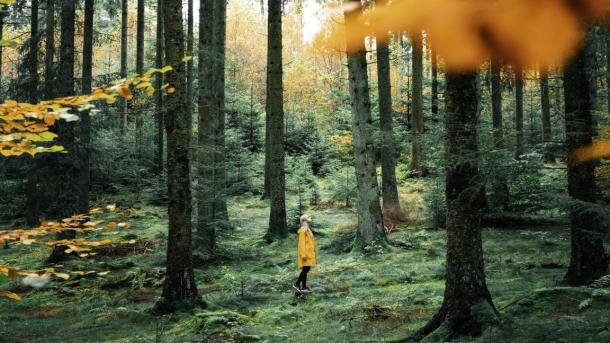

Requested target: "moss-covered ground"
[{"left": 1, "top": 180, "right": 610, "bottom": 343}]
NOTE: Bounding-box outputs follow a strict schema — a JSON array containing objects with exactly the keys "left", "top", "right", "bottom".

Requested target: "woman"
[{"left": 293, "top": 214, "right": 317, "bottom": 293}]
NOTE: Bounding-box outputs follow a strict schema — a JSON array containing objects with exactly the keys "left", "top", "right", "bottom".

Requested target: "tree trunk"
[
  {"left": 515, "top": 65, "right": 524, "bottom": 159},
  {"left": 154, "top": 0, "right": 199, "bottom": 314},
  {"left": 213, "top": 0, "right": 228, "bottom": 222},
  {"left": 25, "top": 0, "right": 40, "bottom": 227},
  {"left": 120, "top": 0, "right": 128, "bottom": 136},
  {"left": 79, "top": 0, "right": 94, "bottom": 214},
  {"left": 44, "top": 0, "right": 54, "bottom": 101},
  {"left": 409, "top": 30, "right": 425, "bottom": 176},
  {"left": 416, "top": 71, "right": 496, "bottom": 340},
  {"left": 187, "top": 0, "right": 194, "bottom": 129},
  {"left": 563, "top": 33, "right": 608, "bottom": 286},
  {"left": 540, "top": 65, "right": 552, "bottom": 143},
  {"left": 344, "top": 0, "right": 385, "bottom": 248},
  {"left": 490, "top": 59, "right": 509, "bottom": 210},
  {"left": 431, "top": 46, "right": 438, "bottom": 121},
  {"left": 154, "top": 0, "right": 164, "bottom": 174},
  {"left": 45, "top": 0, "right": 78, "bottom": 246},
  {"left": 606, "top": 27, "right": 610, "bottom": 116},
  {"left": 376, "top": 24, "right": 399, "bottom": 212},
  {"left": 196, "top": 0, "right": 216, "bottom": 258},
  {"left": 0, "top": 8, "right": 4, "bottom": 101},
  {"left": 264, "top": 0, "right": 287, "bottom": 241},
  {"left": 135, "top": 0, "right": 144, "bottom": 158}
]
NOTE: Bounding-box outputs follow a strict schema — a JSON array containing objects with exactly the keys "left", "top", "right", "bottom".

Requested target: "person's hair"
[{"left": 300, "top": 214, "right": 311, "bottom": 229}]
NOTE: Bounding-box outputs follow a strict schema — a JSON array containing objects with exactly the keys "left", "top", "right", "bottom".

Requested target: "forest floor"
[{"left": 2, "top": 180, "right": 610, "bottom": 343}]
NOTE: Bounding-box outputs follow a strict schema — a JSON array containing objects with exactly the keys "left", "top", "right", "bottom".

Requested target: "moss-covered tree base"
[{"left": 152, "top": 295, "right": 206, "bottom": 315}]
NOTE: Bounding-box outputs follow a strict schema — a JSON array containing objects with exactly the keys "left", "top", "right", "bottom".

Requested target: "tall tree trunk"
[
  {"left": 46, "top": 0, "right": 78, "bottom": 264},
  {"left": 344, "top": 0, "right": 385, "bottom": 248},
  {"left": 431, "top": 46, "right": 438, "bottom": 121},
  {"left": 264, "top": 0, "right": 287, "bottom": 241},
  {"left": 416, "top": 71, "right": 496, "bottom": 340},
  {"left": 79, "top": 0, "right": 94, "bottom": 213},
  {"left": 515, "top": 65, "right": 524, "bottom": 158},
  {"left": 135, "top": 0, "right": 144, "bottom": 158},
  {"left": 196, "top": 0, "right": 216, "bottom": 258},
  {"left": 0, "top": 8, "right": 4, "bottom": 101},
  {"left": 213, "top": 0, "right": 228, "bottom": 222},
  {"left": 606, "top": 27, "right": 610, "bottom": 115},
  {"left": 154, "top": 0, "right": 164, "bottom": 173},
  {"left": 120, "top": 0, "right": 128, "bottom": 135},
  {"left": 491, "top": 59, "right": 509, "bottom": 210},
  {"left": 187, "top": 0, "right": 194, "bottom": 125},
  {"left": 25, "top": 0, "right": 40, "bottom": 226},
  {"left": 540, "top": 65, "right": 552, "bottom": 143},
  {"left": 375, "top": 20, "right": 399, "bottom": 212},
  {"left": 409, "top": 30, "right": 425, "bottom": 175},
  {"left": 154, "top": 0, "right": 199, "bottom": 313},
  {"left": 563, "top": 33, "right": 608, "bottom": 286},
  {"left": 44, "top": 0, "right": 54, "bottom": 100}
]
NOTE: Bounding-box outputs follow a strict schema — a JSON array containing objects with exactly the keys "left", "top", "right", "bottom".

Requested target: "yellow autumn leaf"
[
  {"left": 166, "top": 87, "right": 176, "bottom": 94},
  {"left": 0, "top": 290, "right": 22, "bottom": 301},
  {"left": 570, "top": 139, "right": 610, "bottom": 165},
  {"left": 54, "top": 273, "right": 70, "bottom": 280}
]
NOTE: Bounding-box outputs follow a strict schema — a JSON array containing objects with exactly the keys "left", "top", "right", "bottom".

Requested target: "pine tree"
[
  {"left": 344, "top": 0, "right": 385, "bottom": 248},
  {"left": 154, "top": 0, "right": 200, "bottom": 313},
  {"left": 265, "top": 0, "right": 288, "bottom": 241}
]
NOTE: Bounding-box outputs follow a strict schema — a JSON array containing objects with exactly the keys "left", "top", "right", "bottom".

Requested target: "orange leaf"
[
  {"left": 570, "top": 139, "right": 610, "bottom": 165},
  {"left": 106, "top": 222, "right": 117, "bottom": 229}
]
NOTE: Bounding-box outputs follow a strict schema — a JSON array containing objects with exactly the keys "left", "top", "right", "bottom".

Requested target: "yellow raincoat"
[{"left": 297, "top": 226, "right": 317, "bottom": 268}]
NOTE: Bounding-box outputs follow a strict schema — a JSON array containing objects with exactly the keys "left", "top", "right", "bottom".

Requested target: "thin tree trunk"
[
  {"left": 415, "top": 71, "right": 496, "bottom": 340},
  {"left": 606, "top": 27, "right": 610, "bottom": 115},
  {"left": 409, "top": 30, "right": 425, "bottom": 176},
  {"left": 515, "top": 65, "right": 524, "bottom": 158},
  {"left": 213, "top": 0, "right": 228, "bottom": 222},
  {"left": 264, "top": 0, "right": 287, "bottom": 241},
  {"left": 154, "top": 0, "right": 199, "bottom": 313},
  {"left": 376, "top": 20, "right": 399, "bottom": 212},
  {"left": 344, "top": 0, "right": 385, "bottom": 248},
  {"left": 135, "top": 0, "right": 144, "bottom": 158},
  {"left": 563, "top": 33, "right": 608, "bottom": 286},
  {"left": 47, "top": 0, "right": 78, "bottom": 259},
  {"left": 490, "top": 59, "right": 509, "bottom": 210},
  {"left": 431, "top": 46, "right": 438, "bottom": 121},
  {"left": 187, "top": 0, "right": 194, "bottom": 124},
  {"left": 79, "top": 0, "right": 94, "bottom": 213},
  {"left": 25, "top": 0, "right": 40, "bottom": 226},
  {"left": 0, "top": 8, "right": 4, "bottom": 101},
  {"left": 540, "top": 65, "right": 552, "bottom": 142},
  {"left": 44, "top": 0, "right": 54, "bottom": 100},
  {"left": 196, "top": 0, "right": 216, "bottom": 258},
  {"left": 154, "top": 0, "right": 164, "bottom": 173},
  {"left": 120, "top": 0, "right": 128, "bottom": 135}
]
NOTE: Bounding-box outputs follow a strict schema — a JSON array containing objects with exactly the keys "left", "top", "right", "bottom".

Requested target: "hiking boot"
[{"left": 300, "top": 287, "right": 312, "bottom": 293}]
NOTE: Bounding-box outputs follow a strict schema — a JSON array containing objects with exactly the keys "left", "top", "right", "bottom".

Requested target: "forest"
[{"left": 1, "top": 0, "right": 610, "bottom": 342}]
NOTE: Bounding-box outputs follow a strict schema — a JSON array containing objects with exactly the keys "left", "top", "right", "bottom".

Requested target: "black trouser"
[{"left": 295, "top": 266, "right": 310, "bottom": 289}]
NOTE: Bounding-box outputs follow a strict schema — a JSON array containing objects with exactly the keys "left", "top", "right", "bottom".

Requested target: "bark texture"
[
  {"left": 490, "top": 59, "right": 509, "bottom": 210},
  {"left": 344, "top": 0, "right": 385, "bottom": 248},
  {"left": 563, "top": 33, "right": 608, "bottom": 286},
  {"left": 409, "top": 30, "right": 424, "bottom": 175},
  {"left": 265, "top": 0, "right": 287, "bottom": 240},
  {"left": 196, "top": 0, "right": 216, "bottom": 258},
  {"left": 25, "top": 0, "right": 40, "bottom": 226},
  {"left": 540, "top": 65, "right": 552, "bottom": 143},
  {"left": 154, "top": 0, "right": 164, "bottom": 173},
  {"left": 154, "top": 0, "right": 199, "bottom": 313},
  {"left": 375, "top": 18, "right": 399, "bottom": 211},
  {"left": 416, "top": 71, "right": 496, "bottom": 340},
  {"left": 120, "top": 0, "right": 128, "bottom": 135},
  {"left": 514, "top": 65, "right": 524, "bottom": 158},
  {"left": 135, "top": 0, "right": 145, "bottom": 157},
  {"left": 79, "top": 0, "right": 94, "bottom": 214}
]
